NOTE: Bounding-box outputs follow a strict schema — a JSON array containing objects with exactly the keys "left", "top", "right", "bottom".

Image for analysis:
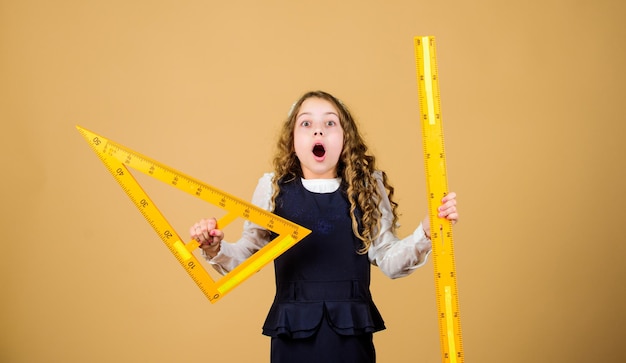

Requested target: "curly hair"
[{"left": 270, "top": 90, "right": 399, "bottom": 253}]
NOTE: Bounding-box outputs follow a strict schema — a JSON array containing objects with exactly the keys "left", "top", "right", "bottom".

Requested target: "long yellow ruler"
[
  {"left": 77, "top": 126, "right": 311, "bottom": 303},
  {"left": 414, "top": 36, "right": 464, "bottom": 362}
]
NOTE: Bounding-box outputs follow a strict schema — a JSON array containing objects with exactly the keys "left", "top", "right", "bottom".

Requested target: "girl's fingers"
[
  {"left": 442, "top": 191, "right": 456, "bottom": 203},
  {"left": 439, "top": 192, "right": 458, "bottom": 223},
  {"left": 190, "top": 218, "right": 220, "bottom": 244}
]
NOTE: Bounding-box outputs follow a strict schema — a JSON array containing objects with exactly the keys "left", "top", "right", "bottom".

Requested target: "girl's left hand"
[{"left": 422, "top": 192, "right": 459, "bottom": 239}]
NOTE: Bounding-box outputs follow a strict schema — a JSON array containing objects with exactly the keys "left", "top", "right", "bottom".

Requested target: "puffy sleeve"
[
  {"left": 203, "top": 173, "right": 274, "bottom": 275},
  {"left": 367, "top": 171, "right": 432, "bottom": 279}
]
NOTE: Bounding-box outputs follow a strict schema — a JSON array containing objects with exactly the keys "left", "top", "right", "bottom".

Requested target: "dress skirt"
[{"left": 270, "top": 315, "right": 375, "bottom": 363}]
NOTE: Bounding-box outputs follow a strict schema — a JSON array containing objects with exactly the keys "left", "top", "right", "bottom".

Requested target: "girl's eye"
[
  {"left": 326, "top": 120, "right": 336, "bottom": 127},
  {"left": 301, "top": 121, "right": 311, "bottom": 127}
]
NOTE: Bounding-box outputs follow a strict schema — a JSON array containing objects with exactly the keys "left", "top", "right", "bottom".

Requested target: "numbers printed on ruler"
[
  {"left": 77, "top": 126, "right": 311, "bottom": 304},
  {"left": 414, "top": 36, "right": 464, "bottom": 363}
]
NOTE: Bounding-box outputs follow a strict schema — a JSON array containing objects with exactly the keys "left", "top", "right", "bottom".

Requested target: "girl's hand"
[
  {"left": 190, "top": 217, "right": 224, "bottom": 258},
  {"left": 422, "top": 192, "right": 459, "bottom": 239}
]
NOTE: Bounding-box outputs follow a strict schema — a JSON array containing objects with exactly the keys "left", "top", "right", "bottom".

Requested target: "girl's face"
[{"left": 293, "top": 97, "right": 344, "bottom": 179}]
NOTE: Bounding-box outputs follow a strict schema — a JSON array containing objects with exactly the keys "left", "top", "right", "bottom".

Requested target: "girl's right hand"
[{"left": 190, "top": 217, "right": 224, "bottom": 258}]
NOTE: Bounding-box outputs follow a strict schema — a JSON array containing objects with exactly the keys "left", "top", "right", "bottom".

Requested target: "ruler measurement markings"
[
  {"left": 103, "top": 137, "right": 295, "bottom": 234},
  {"left": 77, "top": 126, "right": 311, "bottom": 303},
  {"left": 414, "top": 36, "right": 464, "bottom": 363}
]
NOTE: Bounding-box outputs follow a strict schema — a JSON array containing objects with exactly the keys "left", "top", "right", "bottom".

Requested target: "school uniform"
[
  {"left": 206, "top": 173, "right": 433, "bottom": 362},
  {"left": 263, "top": 177, "right": 383, "bottom": 362}
]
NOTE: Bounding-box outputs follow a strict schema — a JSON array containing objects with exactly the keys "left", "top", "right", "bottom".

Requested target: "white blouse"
[{"left": 206, "top": 172, "right": 432, "bottom": 279}]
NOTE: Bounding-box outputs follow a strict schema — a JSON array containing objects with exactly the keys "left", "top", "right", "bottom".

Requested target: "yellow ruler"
[
  {"left": 77, "top": 126, "right": 311, "bottom": 303},
  {"left": 414, "top": 36, "right": 464, "bottom": 362}
]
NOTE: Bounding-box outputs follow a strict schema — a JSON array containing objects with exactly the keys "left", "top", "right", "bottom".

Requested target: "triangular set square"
[{"left": 77, "top": 126, "right": 311, "bottom": 303}]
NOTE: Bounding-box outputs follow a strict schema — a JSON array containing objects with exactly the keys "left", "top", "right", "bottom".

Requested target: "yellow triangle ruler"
[
  {"left": 76, "top": 126, "right": 311, "bottom": 303},
  {"left": 414, "top": 36, "right": 465, "bottom": 362}
]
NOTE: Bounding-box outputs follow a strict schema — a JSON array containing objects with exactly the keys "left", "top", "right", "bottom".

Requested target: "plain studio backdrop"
[{"left": 1, "top": 1, "right": 625, "bottom": 362}]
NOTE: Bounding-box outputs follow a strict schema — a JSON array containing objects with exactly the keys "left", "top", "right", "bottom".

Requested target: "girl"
[{"left": 190, "top": 90, "right": 458, "bottom": 362}]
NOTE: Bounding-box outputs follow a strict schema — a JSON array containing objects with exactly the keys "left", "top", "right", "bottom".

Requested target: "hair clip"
[{"left": 287, "top": 102, "right": 297, "bottom": 117}]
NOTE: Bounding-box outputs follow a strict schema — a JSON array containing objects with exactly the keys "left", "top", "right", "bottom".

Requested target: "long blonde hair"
[{"left": 271, "top": 90, "right": 399, "bottom": 253}]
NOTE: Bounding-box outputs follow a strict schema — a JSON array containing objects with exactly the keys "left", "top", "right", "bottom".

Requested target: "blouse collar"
[{"left": 300, "top": 177, "right": 341, "bottom": 194}]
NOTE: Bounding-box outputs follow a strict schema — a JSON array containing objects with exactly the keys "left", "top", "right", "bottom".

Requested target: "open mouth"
[{"left": 312, "top": 143, "right": 326, "bottom": 157}]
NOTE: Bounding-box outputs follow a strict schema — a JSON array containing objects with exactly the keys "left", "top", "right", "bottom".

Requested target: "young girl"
[{"left": 190, "top": 90, "right": 458, "bottom": 362}]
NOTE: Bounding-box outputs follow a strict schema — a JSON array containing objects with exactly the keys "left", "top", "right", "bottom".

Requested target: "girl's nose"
[{"left": 314, "top": 129, "right": 323, "bottom": 136}]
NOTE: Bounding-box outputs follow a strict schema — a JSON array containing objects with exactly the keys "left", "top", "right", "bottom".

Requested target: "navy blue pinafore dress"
[{"left": 262, "top": 178, "right": 386, "bottom": 363}]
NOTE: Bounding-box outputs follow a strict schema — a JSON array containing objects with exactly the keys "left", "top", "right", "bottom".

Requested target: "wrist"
[{"left": 201, "top": 244, "right": 220, "bottom": 259}]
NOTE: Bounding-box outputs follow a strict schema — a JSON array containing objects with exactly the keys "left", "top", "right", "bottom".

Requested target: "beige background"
[{"left": 2, "top": 0, "right": 625, "bottom": 362}]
